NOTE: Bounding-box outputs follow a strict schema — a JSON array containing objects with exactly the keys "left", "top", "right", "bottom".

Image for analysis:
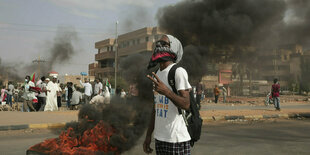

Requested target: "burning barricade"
[{"left": 27, "top": 98, "right": 151, "bottom": 155}]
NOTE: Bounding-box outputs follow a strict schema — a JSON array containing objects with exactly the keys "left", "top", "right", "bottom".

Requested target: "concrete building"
[
  {"left": 91, "top": 27, "right": 164, "bottom": 79},
  {"left": 258, "top": 44, "right": 303, "bottom": 89}
]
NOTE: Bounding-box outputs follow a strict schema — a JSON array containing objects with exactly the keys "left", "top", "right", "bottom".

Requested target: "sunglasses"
[{"left": 155, "top": 40, "right": 170, "bottom": 47}]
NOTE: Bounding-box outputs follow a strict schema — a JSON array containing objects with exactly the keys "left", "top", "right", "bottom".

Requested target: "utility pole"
[
  {"left": 32, "top": 55, "right": 45, "bottom": 80},
  {"left": 114, "top": 21, "right": 119, "bottom": 92}
]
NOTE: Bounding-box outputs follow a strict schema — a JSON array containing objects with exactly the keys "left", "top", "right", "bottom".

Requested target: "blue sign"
[{"left": 80, "top": 72, "right": 87, "bottom": 76}]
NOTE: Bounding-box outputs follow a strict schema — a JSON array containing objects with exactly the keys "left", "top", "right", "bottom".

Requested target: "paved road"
[
  {"left": 0, "top": 120, "right": 309, "bottom": 155},
  {"left": 202, "top": 103, "right": 310, "bottom": 111}
]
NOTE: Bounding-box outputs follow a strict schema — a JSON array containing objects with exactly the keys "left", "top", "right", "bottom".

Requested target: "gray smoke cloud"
[{"left": 15, "top": 27, "right": 79, "bottom": 79}]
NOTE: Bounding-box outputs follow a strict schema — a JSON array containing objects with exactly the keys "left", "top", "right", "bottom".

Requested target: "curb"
[
  {"left": 1, "top": 113, "right": 310, "bottom": 131},
  {"left": 202, "top": 112, "right": 310, "bottom": 122},
  {"left": 0, "top": 122, "right": 66, "bottom": 131}
]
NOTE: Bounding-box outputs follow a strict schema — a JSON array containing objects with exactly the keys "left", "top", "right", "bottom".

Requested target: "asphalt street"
[
  {"left": 0, "top": 120, "right": 309, "bottom": 155},
  {"left": 201, "top": 103, "right": 310, "bottom": 111}
]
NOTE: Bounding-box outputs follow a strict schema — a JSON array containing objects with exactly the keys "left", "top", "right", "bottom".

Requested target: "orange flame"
[{"left": 28, "top": 121, "right": 119, "bottom": 154}]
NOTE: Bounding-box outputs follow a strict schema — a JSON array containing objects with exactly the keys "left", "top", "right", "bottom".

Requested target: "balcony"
[
  {"left": 95, "top": 52, "right": 115, "bottom": 61},
  {"left": 95, "top": 67, "right": 115, "bottom": 74},
  {"left": 118, "top": 42, "right": 153, "bottom": 56}
]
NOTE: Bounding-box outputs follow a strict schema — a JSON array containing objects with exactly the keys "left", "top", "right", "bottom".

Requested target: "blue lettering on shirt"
[
  {"left": 155, "top": 95, "right": 169, "bottom": 118},
  {"left": 164, "top": 96, "right": 169, "bottom": 105},
  {"left": 164, "top": 109, "right": 168, "bottom": 117},
  {"left": 159, "top": 96, "right": 163, "bottom": 103}
]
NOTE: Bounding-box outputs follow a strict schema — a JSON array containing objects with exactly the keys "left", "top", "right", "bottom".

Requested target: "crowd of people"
[{"left": 0, "top": 75, "right": 130, "bottom": 112}]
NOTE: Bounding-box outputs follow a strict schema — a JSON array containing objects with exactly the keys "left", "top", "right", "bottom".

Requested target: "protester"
[
  {"left": 120, "top": 89, "right": 126, "bottom": 98},
  {"left": 6, "top": 81, "right": 14, "bottom": 107},
  {"left": 120, "top": 88, "right": 127, "bottom": 104},
  {"left": 214, "top": 85, "right": 220, "bottom": 103},
  {"left": 38, "top": 77, "right": 48, "bottom": 111},
  {"left": 44, "top": 76, "right": 61, "bottom": 111},
  {"left": 65, "top": 82, "right": 73, "bottom": 109},
  {"left": 94, "top": 79, "right": 103, "bottom": 96},
  {"left": 80, "top": 79, "right": 92, "bottom": 104},
  {"left": 70, "top": 87, "right": 83, "bottom": 110},
  {"left": 57, "top": 82, "right": 63, "bottom": 108},
  {"left": 1, "top": 86, "right": 6, "bottom": 103},
  {"left": 36, "top": 77, "right": 46, "bottom": 111},
  {"left": 196, "top": 81, "right": 203, "bottom": 110},
  {"left": 222, "top": 86, "right": 227, "bottom": 103},
  {"left": 103, "top": 83, "right": 110, "bottom": 104},
  {"left": 116, "top": 86, "right": 121, "bottom": 96},
  {"left": 89, "top": 94, "right": 105, "bottom": 105},
  {"left": 272, "top": 78, "right": 281, "bottom": 111},
  {"left": 144, "top": 35, "right": 191, "bottom": 154},
  {"left": 22, "top": 75, "right": 36, "bottom": 112}
]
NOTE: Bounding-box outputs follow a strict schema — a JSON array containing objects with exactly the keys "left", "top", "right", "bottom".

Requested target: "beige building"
[
  {"left": 90, "top": 27, "right": 164, "bottom": 79},
  {"left": 59, "top": 75, "right": 95, "bottom": 86}
]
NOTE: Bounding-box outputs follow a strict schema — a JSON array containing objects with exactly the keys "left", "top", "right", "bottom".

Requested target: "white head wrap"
[{"left": 166, "top": 34, "right": 183, "bottom": 63}]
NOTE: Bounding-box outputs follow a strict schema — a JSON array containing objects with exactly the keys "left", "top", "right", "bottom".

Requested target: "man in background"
[
  {"left": 80, "top": 78, "right": 92, "bottom": 104},
  {"left": 272, "top": 78, "right": 281, "bottom": 111},
  {"left": 214, "top": 85, "right": 220, "bottom": 104},
  {"left": 94, "top": 79, "right": 103, "bottom": 96},
  {"left": 196, "top": 81, "right": 203, "bottom": 110},
  {"left": 6, "top": 81, "right": 14, "bottom": 107}
]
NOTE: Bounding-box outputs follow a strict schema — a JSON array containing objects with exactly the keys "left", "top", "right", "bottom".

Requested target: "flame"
[{"left": 28, "top": 121, "right": 119, "bottom": 154}]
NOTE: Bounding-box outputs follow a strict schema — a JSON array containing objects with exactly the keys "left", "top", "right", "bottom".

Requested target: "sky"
[{"left": 0, "top": 0, "right": 181, "bottom": 76}]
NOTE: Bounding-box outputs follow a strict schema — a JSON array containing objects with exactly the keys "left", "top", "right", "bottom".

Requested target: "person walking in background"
[
  {"left": 45, "top": 76, "right": 60, "bottom": 111},
  {"left": 116, "top": 86, "right": 121, "bottom": 97},
  {"left": 222, "top": 86, "right": 227, "bottom": 103},
  {"left": 38, "top": 77, "right": 48, "bottom": 111},
  {"left": 120, "top": 88, "right": 127, "bottom": 104},
  {"left": 196, "top": 81, "right": 203, "bottom": 110},
  {"left": 214, "top": 85, "right": 220, "bottom": 104},
  {"left": 6, "top": 81, "right": 14, "bottom": 107},
  {"left": 94, "top": 79, "right": 103, "bottom": 96},
  {"left": 65, "top": 82, "right": 73, "bottom": 109},
  {"left": 22, "top": 75, "right": 36, "bottom": 112},
  {"left": 70, "top": 87, "right": 83, "bottom": 110},
  {"left": 57, "top": 82, "right": 63, "bottom": 108},
  {"left": 1, "top": 86, "right": 6, "bottom": 103},
  {"left": 272, "top": 78, "right": 281, "bottom": 111},
  {"left": 80, "top": 78, "right": 92, "bottom": 104},
  {"left": 103, "top": 83, "right": 111, "bottom": 104}
]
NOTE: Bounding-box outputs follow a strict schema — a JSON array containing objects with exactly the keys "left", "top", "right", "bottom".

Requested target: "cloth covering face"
[{"left": 148, "top": 34, "right": 184, "bottom": 69}]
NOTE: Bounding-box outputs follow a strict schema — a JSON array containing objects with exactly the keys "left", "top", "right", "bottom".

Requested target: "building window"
[
  {"left": 107, "top": 46, "right": 110, "bottom": 51},
  {"left": 145, "top": 36, "right": 149, "bottom": 42},
  {"left": 132, "top": 40, "right": 135, "bottom": 45},
  {"left": 111, "top": 46, "right": 113, "bottom": 52},
  {"left": 137, "top": 39, "right": 140, "bottom": 44}
]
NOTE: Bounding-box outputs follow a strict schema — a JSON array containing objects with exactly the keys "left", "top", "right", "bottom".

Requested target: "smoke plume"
[{"left": 157, "top": 0, "right": 310, "bottom": 81}]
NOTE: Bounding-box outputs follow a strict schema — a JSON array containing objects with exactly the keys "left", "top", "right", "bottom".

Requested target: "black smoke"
[
  {"left": 61, "top": 52, "right": 154, "bottom": 153},
  {"left": 157, "top": 0, "right": 310, "bottom": 82}
]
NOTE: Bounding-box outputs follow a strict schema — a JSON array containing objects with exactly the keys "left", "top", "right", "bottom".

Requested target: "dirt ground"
[{"left": 201, "top": 95, "right": 310, "bottom": 117}]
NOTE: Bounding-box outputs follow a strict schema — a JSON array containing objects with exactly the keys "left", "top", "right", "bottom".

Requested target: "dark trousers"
[
  {"left": 6, "top": 94, "right": 13, "bottom": 107},
  {"left": 57, "top": 96, "right": 62, "bottom": 107},
  {"left": 38, "top": 97, "right": 46, "bottom": 111},
  {"left": 196, "top": 94, "right": 201, "bottom": 110},
  {"left": 215, "top": 95, "right": 219, "bottom": 103},
  {"left": 84, "top": 95, "right": 91, "bottom": 104},
  {"left": 23, "top": 100, "right": 36, "bottom": 112},
  {"left": 67, "top": 98, "right": 71, "bottom": 108}
]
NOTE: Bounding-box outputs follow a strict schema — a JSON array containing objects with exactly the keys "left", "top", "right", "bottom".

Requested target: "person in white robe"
[{"left": 44, "top": 76, "right": 60, "bottom": 111}]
